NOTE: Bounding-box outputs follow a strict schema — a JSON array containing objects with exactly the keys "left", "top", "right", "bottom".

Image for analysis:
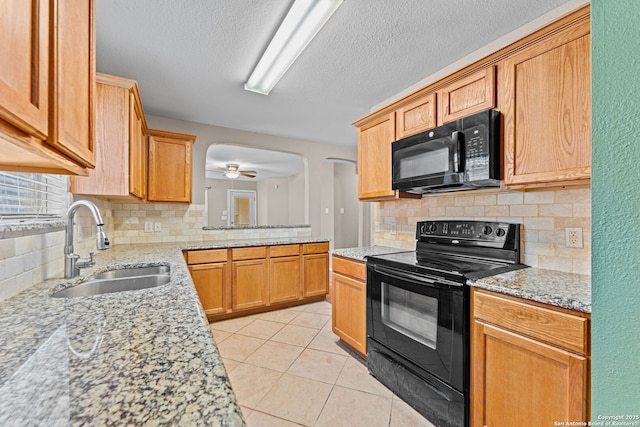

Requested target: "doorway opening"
[{"left": 228, "top": 190, "right": 256, "bottom": 226}]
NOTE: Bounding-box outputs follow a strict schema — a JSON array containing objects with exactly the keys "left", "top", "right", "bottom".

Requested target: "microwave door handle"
[{"left": 451, "top": 131, "right": 462, "bottom": 172}]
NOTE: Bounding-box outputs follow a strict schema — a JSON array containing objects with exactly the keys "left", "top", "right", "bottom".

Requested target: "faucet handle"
[{"left": 88, "top": 251, "right": 95, "bottom": 263}]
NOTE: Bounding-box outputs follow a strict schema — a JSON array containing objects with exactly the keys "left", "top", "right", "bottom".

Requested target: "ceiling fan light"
[
  {"left": 244, "top": 0, "right": 344, "bottom": 95},
  {"left": 224, "top": 170, "right": 241, "bottom": 179}
]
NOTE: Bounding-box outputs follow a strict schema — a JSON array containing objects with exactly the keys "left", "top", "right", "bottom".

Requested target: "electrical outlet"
[
  {"left": 144, "top": 222, "right": 153, "bottom": 233},
  {"left": 154, "top": 222, "right": 162, "bottom": 232},
  {"left": 375, "top": 222, "right": 381, "bottom": 232},
  {"left": 565, "top": 227, "right": 583, "bottom": 248},
  {"left": 390, "top": 223, "right": 397, "bottom": 235}
]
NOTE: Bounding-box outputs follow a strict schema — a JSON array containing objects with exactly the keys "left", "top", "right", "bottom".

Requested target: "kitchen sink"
[
  {"left": 95, "top": 265, "right": 170, "bottom": 279},
  {"left": 52, "top": 266, "right": 171, "bottom": 298}
]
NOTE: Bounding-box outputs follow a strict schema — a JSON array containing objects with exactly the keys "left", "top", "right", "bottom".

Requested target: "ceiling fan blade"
[{"left": 240, "top": 170, "right": 257, "bottom": 178}]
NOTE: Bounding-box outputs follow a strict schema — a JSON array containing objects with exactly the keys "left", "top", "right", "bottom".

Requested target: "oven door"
[
  {"left": 367, "top": 263, "right": 466, "bottom": 392},
  {"left": 392, "top": 123, "right": 464, "bottom": 192}
]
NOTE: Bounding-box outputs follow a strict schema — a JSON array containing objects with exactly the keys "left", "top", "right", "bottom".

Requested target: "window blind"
[{"left": 0, "top": 172, "right": 69, "bottom": 221}]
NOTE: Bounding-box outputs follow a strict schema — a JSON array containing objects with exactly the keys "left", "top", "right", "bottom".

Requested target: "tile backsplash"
[{"left": 374, "top": 188, "right": 591, "bottom": 275}]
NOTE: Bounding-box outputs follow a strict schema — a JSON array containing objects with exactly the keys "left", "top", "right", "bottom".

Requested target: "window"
[{"left": 0, "top": 172, "right": 69, "bottom": 222}]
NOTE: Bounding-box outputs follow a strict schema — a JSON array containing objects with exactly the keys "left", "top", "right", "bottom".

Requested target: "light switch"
[
  {"left": 340, "top": 207, "right": 345, "bottom": 214},
  {"left": 154, "top": 222, "right": 162, "bottom": 232}
]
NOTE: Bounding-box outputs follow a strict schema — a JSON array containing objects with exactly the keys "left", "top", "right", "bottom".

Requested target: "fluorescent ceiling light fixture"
[{"left": 244, "top": 0, "right": 344, "bottom": 95}]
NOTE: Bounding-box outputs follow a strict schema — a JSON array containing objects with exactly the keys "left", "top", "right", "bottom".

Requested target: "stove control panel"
[{"left": 417, "top": 220, "right": 515, "bottom": 243}]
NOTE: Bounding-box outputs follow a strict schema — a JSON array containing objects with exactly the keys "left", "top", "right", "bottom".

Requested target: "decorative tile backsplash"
[{"left": 373, "top": 188, "right": 591, "bottom": 275}]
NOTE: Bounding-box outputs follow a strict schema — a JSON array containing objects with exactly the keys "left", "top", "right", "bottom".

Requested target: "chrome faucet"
[{"left": 64, "top": 200, "right": 110, "bottom": 278}]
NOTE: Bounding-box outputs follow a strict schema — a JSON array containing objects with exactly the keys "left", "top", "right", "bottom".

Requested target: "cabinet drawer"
[
  {"left": 473, "top": 290, "right": 588, "bottom": 354},
  {"left": 332, "top": 256, "right": 366, "bottom": 282},
  {"left": 186, "top": 249, "right": 227, "bottom": 265},
  {"left": 302, "top": 242, "right": 329, "bottom": 255},
  {"left": 270, "top": 244, "right": 300, "bottom": 258},
  {"left": 232, "top": 246, "right": 267, "bottom": 261}
]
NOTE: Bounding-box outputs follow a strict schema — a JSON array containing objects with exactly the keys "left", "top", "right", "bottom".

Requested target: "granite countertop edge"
[
  {"left": 202, "top": 224, "right": 311, "bottom": 230},
  {"left": 0, "top": 236, "right": 329, "bottom": 426}
]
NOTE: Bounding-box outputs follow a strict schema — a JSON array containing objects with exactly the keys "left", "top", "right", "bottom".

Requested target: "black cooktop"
[{"left": 367, "top": 250, "right": 527, "bottom": 281}]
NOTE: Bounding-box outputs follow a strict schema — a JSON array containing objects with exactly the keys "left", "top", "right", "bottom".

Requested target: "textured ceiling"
[{"left": 96, "top": 0, "right": 575, "bottom": 149}]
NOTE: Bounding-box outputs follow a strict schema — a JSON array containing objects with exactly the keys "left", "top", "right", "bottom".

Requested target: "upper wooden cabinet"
[
  {"left": 395, "top": 93, "right": 437, "bottom": 139},
  {"left": 439, "top": 67, "right": 495, "bottom": 125},
  {"left": 71, "top": 74, "right": 148, "bottom": 199},
  {"left": 356, "top": 113, "right": 420, "bottom": 201},
  {"left": 0, "top": 0, "right": 95, "bottom": 175},
  {"left": 501, "top": 18, "right": 591, "bottom": 189},
  {"left": 146, "top": 129, "right": 196, "bottom": 203}
]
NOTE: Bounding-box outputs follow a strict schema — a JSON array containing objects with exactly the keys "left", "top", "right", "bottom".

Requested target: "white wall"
[
  {"left": 146, "top": 115, "right": 357, "bottom": 239},
  {"left": 333, "top": 163, "right": 359, "bottom": 249}
]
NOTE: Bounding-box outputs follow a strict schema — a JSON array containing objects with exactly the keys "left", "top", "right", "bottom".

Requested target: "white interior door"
[{"left": 228, "top": 190, "right": 256, "bottom": 226}]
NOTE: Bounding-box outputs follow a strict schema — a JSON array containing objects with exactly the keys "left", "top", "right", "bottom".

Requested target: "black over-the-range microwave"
[{"left": 392, "top": 108, "right": 500, "bottom": 194}]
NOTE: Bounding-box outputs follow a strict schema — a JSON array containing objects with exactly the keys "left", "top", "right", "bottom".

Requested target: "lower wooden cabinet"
[
  {"left": 269, "top": 255, "right": 300, "bottom": 304},
  {"left": 185, "top": 242, "right": 329, "bottom": 321},
  {"left": 232, "top": 258, "right": 268, "bottom": 311},
  {"left": 331, "top": 256, "right": 367, "bottom": 356},
  {"left": 471, "top": 288, "right": 590, "bottom": 426},
  {"left": 185, "top": 248, "right": 229, "bottom": 316},
  {"left": 188, "top": 262, "right": 228, "bottom": 315},
  {"left": 302, "top": 243, "right": 330, "bottom": 298}
]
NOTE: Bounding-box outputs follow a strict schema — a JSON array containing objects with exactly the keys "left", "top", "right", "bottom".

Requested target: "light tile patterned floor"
[{"left": 209, "top": 301, "right": 435, "bottom": 427}]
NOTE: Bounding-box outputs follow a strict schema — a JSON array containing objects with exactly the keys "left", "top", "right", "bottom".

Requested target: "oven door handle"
[{"left": 374, "top": 265, "right": 461, "bottom": 287}]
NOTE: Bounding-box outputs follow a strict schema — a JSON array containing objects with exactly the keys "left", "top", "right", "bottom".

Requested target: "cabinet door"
[
  {"left": 0, "top": 0, "right": 49, "bottom": 138},
  {"left": 395, "top": 93, "right": 436, "bottom": 139},
  {"left": 147, "top": 130, "right": 195, "bottom": 203},
  {"left": 48, "top": 0, "right": 96, "bottom": 168},
  {"left": 302, "top": 253, "right": 329, "bottom": 298},
  {"left": 129, "top": 92, "right": 146, "bottom": 199},
  {"left": 357, "top": 113, "right": 395, "bottom": 200},
  {"left": 439, "top": 66, "right": 495, "bottom": 125},
  {"left": 471, "top": 321, "right": 588, "bottom": 426},
  {"left": 331, "top": 272, "right": 366, "bottom": 355},
  {"left": 189, "top": 263, "right": 228, "bottom": 315},
  {"left": 501, "top": 20, "right": 591, "bottom": 188},
  {"left": 269, "top": 256, "right": 300, "bottom": 304},
  {"left": 232, "top": 259, "right": 268, "bottom": 311}
]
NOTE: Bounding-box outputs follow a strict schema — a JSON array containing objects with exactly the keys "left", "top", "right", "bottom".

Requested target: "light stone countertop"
[
  {"left": 0, "top": 237, "right": 328, "bottom": 426},
  {"left": 202, "top": 224, "right": 310, "bottom": 230},
  {"left": 331, "top": 246, "right": 409, "bottom": 262}
]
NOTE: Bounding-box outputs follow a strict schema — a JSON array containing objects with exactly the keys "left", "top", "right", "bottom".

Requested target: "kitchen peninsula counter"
[{"left": 0, "top": 237, "right": 328, "bottom": 426}]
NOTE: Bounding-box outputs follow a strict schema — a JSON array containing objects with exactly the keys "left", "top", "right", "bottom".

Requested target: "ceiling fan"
[{"left": 217, "top": 163, "right": 257, "bottom": 179}]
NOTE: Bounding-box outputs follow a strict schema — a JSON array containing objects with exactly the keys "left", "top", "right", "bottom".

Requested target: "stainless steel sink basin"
[
  {"left": 95, "top": 265, "right": 170, "bottom": 279},
  {"left": 52, "top": 267, "right": 171, "bottom": 298}
]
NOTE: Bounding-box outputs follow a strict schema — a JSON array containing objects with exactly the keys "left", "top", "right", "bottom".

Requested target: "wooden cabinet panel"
[
  {"left": 48, "top": 0, "right": 96, "bottom": 168},
  {"left": 302, "top": 253, "right": 329, "bottom": 298},
  {"left": 439, "top": 67, "right": 495, "bottom": 125},
  {"left": 472, "top": 321, "right": 587, "bottom": 426},
  {"left": 232, "top": 259, "right": 268, "bottom": 311},
  {"left": 332, "top": 271, "right": 366, "bottom": 356},
  {"left": 71, "top": 74, "right": 147, "bottom": 198},
  {"left": 270, "top": 244, "right": 300, "bottom": 258},
  {"left": 186, "top": 248, "right": 228, "bottom": 265},
  {"left": 357, "top": 113, "right": 396, "bottom": 200},
  {"left": 332, "top": 256, "right": 366, "bottom": 281},
  {"left": 189, "top": 262, "right": 228, "bottom": 315},
  {"left": 395, "top": 93, "right": 436, "bottom": 139},
  {"left": 0, "top": 0, "right": 49, "bottom": 139},
  {"left": 269, "top": 256, "right": 300, "bottom": 304},
  {"left": 147, "top": 129, "right": 195, "bottom": 203},
  {"left": 302, "top": 242, "right": 329, "bottom": 255},
  {"left": 232, "top": 246, "right": 268, "bottom": 261},
  {"left": 502, "top": 20, "right": 591, "bottom": 188},
  {"left": 473, "top": 291, "right": 588, "bottom": 354},
  {"left": 129, "top": 92, "right": 146, "bottom": 199},
  {"left": 470, "top": 288, "right": 590, "bottom": 426}
]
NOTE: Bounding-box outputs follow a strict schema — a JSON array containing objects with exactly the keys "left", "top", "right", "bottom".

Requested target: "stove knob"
[
  {"left": 482, "top": 226, "right": 493, "bottom": 235},
  {"left": 428, "top": 224, "right": 437, "bottom": 233},
  {"left": 496, "top": 228, "right": 506, "bottom": 237},
  {"left": 420, "top": 224, "right": 427, "bottom": 234}
]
